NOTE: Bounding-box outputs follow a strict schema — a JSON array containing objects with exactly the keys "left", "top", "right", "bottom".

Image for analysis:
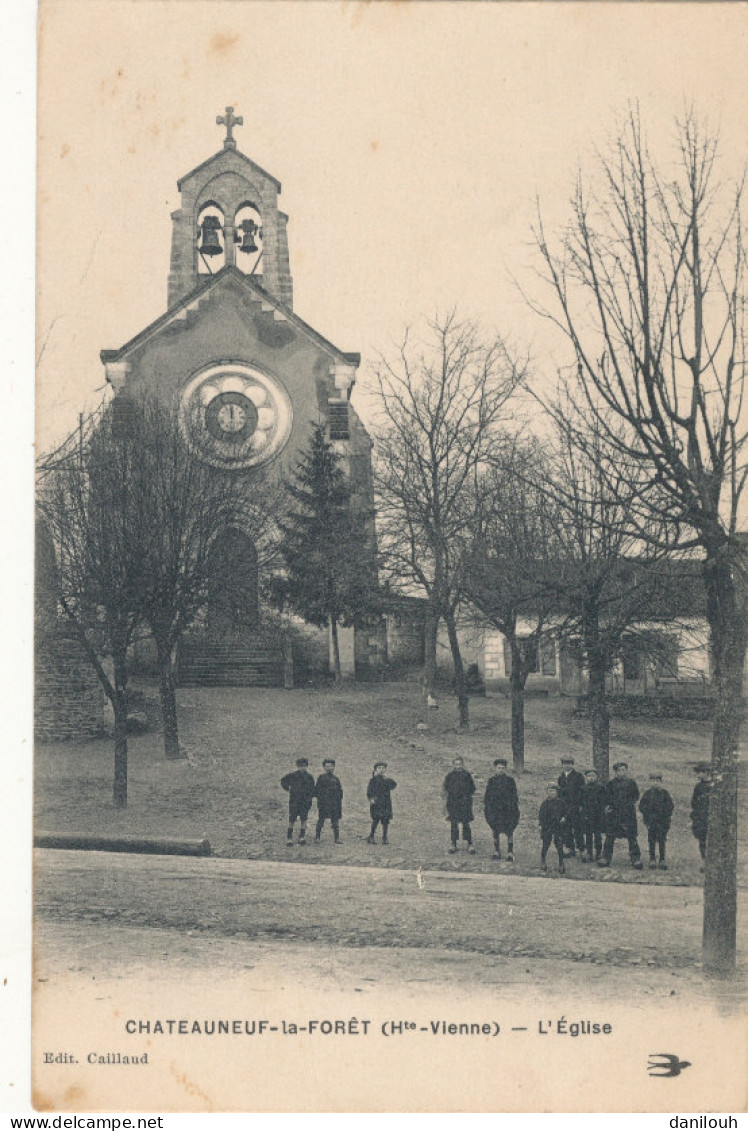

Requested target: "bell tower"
[{"left": 167, "top": 107, "right": 293, "bottom": 309}]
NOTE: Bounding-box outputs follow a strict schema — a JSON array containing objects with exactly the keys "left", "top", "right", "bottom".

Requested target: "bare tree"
[
  {"left": 37, "top": 395, "right": 269, "bottom": 784},
  {"left": 128, "top": 396, "right": 277, "bottom": 759},
  {"left": 464, "top": 440, "right": 560, "bottom": 772},
  {"left": 370, "top": 312, "right": 524, "bottom": 727},
  {"left": 533, "top": 109, "right": 748, "bottom": 974},
  {"left": 539, "top": 409, "right": 672, "bottom": 780},
  {"left": 38, "top": 407, "right": 147, "bottom": 808}
]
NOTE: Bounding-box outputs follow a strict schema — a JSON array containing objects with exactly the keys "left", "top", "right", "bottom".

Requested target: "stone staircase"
[{"left": 176, "top": 637, "right": 285, "bottom": 688}]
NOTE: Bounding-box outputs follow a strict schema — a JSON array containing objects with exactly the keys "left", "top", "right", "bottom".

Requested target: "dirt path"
[
  {"left": 34, "top": 918, "right": 733, "bottom": 1004},
  {"left": 35, "top": 847, "right": 732, "bottom": 970}
]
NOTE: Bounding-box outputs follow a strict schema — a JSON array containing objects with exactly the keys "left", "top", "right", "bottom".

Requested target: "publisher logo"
[{"left": 648, "top": 1053, "right": 691, "bottom": 1078}]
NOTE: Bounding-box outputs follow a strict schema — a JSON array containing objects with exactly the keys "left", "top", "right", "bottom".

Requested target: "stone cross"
[{"left": 217, "top": 106, "right": 243, "bottom": 150}]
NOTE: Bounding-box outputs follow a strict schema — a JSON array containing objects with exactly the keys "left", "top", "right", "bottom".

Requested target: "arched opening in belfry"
[
  {"left": 234, "top": 201, "right": 263, "bottom": 277},
  {"left": 206, "top": 527, "right": 259, "bottom": 637},
  {"left": 196, "top": 201, "right": 226, "bottom": 275}
]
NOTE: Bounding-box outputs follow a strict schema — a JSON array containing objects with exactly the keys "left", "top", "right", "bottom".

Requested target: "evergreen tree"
[{"left": 271, "top": 423, "right": 377, "bottom": 682}]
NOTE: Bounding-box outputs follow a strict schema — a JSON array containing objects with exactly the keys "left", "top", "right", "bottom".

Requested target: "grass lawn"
[{"left": 34, "top": 680, "right": 745, "bottom": 888}]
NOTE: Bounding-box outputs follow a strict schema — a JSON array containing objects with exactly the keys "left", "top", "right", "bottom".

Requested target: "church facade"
[{"left": 100, "top": 108, "right": 377, "bottom": 685}]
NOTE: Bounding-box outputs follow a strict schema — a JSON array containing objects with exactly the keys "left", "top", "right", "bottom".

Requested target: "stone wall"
[
  {"left": 574, "top": 693, "right": 716, "bottom": 721},
  {"left": 291, "top": 622, "right": 330, "bottom": 681},
  {"left": 385, "top": 609, "right": 426, "bottom": 670},
  {"left": 35, "top": 627, "right": 106, "bottom": 742}
]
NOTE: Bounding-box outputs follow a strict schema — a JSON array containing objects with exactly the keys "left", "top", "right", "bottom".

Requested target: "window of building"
[
  {"left": 540, "top": 637, "right": 557, "bottom": 677},
  {"left": 502, "top": 635, "right": 556, "bottom": 676},
  {"left": 652, "top": 633, "right": 679, "bottom": 679},
  {"left": 621, "top": 632, "right": 679, "bottom": 683},
  {"left": 328, "top": 401, "right": 350, "bottom": 441}
]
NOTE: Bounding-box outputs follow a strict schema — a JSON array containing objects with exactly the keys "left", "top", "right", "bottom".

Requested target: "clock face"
[
  {"left": 179, "top": 364, "right": 293, "bottom": 469},
  {"left": 205, "top": 392, "right": 257, "bottom": 441},
  {"left": 217, "top": 401, "right": 247, "bottom": 433}
]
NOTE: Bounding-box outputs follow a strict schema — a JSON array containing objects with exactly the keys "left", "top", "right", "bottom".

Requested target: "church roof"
[
  {"left": 177, "top": 148, "right": 282, "bottom": 193},
  {"left": 100, "top": 266, "right": 360, "bottom": 369}
]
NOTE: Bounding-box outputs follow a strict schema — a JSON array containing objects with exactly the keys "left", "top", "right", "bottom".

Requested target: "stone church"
[
  {"left": 40, "top": 108, "right": 382, "bottom": 715},
  {"left": 112, "top": 107, "right": 379, "bottom": 684}
]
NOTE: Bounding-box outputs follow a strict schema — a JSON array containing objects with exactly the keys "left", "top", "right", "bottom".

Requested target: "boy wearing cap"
[
  {"left": 557, "top": 755, "right": 585, "bottom": 856},
  {"left": 690, "top": 763, "right": 711, "bottom": 864},
  {"left": 538, "top": 783, "right": 566, "bottom": 874},
  {"left": 580, "top": 768, "right": 605, "bottom": 863},
  {"left": 483, "top": 758, "right": 520, "bottom": 861},
  {"left": 443, "top": 756, "right": 476, "bottom": 854},
  {"left": 639, "top": 772, "right": 674, "bottom": 869},
  {"left": 598, "top": 761, "right": 643, "bottom": 869},
  {"left": 314, "top": 758, "right": 344, "bottom": 844},
  {"left": 280, "top": 757, "right": 316, "bottom": 846},
  {"left": 366, "top": 762, "right": 397, "bottom": 844}
]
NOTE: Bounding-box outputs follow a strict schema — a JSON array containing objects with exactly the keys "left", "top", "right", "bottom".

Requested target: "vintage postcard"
[{"left": 30, "top": 0, "right": 748, "bottom": 1115}]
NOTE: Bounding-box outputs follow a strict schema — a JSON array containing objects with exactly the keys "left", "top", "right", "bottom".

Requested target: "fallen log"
[{"left": 34, "top": 832, "right": 212, "bottom": 857}]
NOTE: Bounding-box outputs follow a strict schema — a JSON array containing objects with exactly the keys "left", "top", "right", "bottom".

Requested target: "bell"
[
  {"left": 199, "top": 215, "right": 223, "bottom": 256},
  {"left": 238, "top": 218, "right": 259, "bottom": 254}
]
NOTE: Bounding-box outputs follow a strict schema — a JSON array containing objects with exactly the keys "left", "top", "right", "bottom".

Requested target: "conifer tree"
[{"left": 271, "top": 423, "right": 377, "bottom": 681}]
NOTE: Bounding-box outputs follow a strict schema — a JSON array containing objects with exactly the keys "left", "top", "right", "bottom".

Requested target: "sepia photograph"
[{"left": 23, "top": 0, "right": 748, "bottom": 1115}]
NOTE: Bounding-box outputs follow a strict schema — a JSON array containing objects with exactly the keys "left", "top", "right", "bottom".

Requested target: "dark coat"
[
  {"left": 603, "top": 776, "right": 640, "bottom": 837},
  {"left": 581, "top": 780, "right": 606, "bottom": 827},
  {"left": 280, "top": 769, "right": 316, "bottom": 812},
  {"left": 557, "top": 769, "right": 585, "bottom": 810},
  {"left": 539, "top": 797, "right": 565, "bottom": 835},
  {"left": 484, "top": 774, "right": 520, "bottom": 832},
  {"left": 315, "top": 772, "right": 343, "bottom": 820},
  {"left": 367, "top": 775, "right": 397, "bottom": 820},
  {"left": 443, "top": 768, "right": 475, "bottom": 823},
  {"left": 690, "top": 780, "right": 710, "bottom": 839},
  {"left": 639, "top": 786, "right": 674, "bottom": 832}
]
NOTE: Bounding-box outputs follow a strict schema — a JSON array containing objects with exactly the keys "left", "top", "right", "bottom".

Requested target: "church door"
[{"left": 206, "top": 527, "right": 259, "bottom": 639}]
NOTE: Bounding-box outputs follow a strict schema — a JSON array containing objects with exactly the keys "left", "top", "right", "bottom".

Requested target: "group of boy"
[
  {"left": 537, "top": 757, "right": 654, "bottom": 873},
  {"left": 280, "top": 757, "right": 396, "bottom": 846},
  {"left": 442, "top": 755, "right": 520, "bottom": 859},
  {"left": 280, "top": 753, "right": 712, "bottom": 871},
  {"left": 538, "top": 756, "right": 711, "bottom": 874}
]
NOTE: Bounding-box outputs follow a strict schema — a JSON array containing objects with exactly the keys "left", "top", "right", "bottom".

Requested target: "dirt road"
[{"left": 34, "top": 848, "right": 746, "bottom": 994}]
